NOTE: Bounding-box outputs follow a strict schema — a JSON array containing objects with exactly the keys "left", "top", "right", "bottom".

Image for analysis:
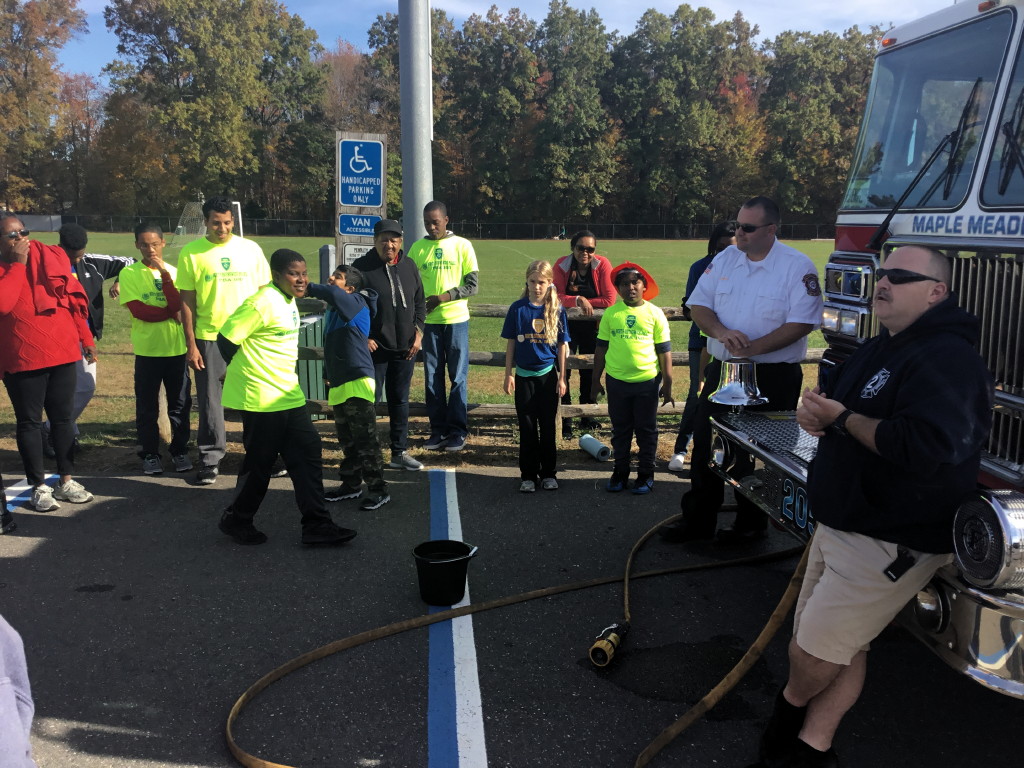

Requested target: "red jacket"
[
  {"left": 0, "top": 241, "right": 94, "bottom": 377},
  {"left": 553, "top": 252, "right": 616, "bottom": 310}
]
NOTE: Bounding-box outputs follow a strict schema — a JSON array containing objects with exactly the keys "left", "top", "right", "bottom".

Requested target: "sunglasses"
[
  {"left": 875, "top": 267, "right": 942, "bottom": 285},
  {"left": 4, "top": 229, "right": 29, "bottom": 240},
  {"left": 575, "top": 244, "right": 596, "bottom": 254},
  {"left": 734, "top": 222, "right": 772, "bottom": 233}
]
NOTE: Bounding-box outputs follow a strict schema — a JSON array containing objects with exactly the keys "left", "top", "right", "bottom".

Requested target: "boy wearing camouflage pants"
[{"left": 307, "top": 265, "right": 390, "bottom": 510}]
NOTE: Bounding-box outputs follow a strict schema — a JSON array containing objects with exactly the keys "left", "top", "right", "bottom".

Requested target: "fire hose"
[{"left": 225, "top": 513, "right": 808, "bottom": 768}]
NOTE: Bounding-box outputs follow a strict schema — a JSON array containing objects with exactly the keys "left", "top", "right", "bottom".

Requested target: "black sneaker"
[
  {"left": 325, "top": 484, "right": 362, "bottom": 502},
  {"left": 301, "top": 522, "right": 358, "bottom": 546},
  {"left": 359, "top": 493, "right": 391, "bottom": 511},
  {"left": 1, "top": 509, "right": 16, "bottom": 535},
  {"left": 197, "top": 465, "right": 219, "bottom": 485},
  {"left": 218, "top": 511, "right": 267, "bottom": 545}
]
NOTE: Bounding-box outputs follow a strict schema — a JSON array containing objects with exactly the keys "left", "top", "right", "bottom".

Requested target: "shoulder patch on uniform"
[
  {"left": 803, "top": 273, "right": 821, "bottom": 296},
  {"left": 703, "top": 262, "right": 714, "bottom": 275}
]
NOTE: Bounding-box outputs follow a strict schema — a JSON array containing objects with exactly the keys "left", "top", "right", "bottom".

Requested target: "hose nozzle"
[{"left": 589, "top": 622, "right": 630, "bottom": 667}]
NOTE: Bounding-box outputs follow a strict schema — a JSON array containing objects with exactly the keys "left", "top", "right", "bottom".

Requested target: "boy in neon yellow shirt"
[
  {"left": 405, "top": 201, "right": 479, "bottom": 452},
  {"left": 177, "top": 196, "right": 271, "bottom": 485},
  {"left": 215, "top": 249, "right": 356, "bottom": 548},
  {"left": 119, "top": 223, "right": 192, "bottom": 475},
  {"left": 592, "top": 263, "right": 674, "bottom": 495}
]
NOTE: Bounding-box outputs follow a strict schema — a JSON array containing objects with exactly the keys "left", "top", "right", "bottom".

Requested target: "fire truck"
[{"left": 708, "top": 0, "right": 1024, "bottom": 697}]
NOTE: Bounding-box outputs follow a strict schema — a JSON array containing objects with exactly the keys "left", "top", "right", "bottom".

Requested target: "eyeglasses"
[
  {"left": 875, "top": 267, "right": 942, "bottom": 285},
  {"left": 575, "top": 245, "right": 596, "bottom": 254},
  {"left": 734, "top": 222, "right": 772, "bottom": 233},
  {"left": 3, "top": 229, "right": 29, "bottom": 240}
]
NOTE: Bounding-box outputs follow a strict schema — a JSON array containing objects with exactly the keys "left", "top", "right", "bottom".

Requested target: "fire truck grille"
[{"left": 950, "top": 252, "right": 1024, "bottom": 476}]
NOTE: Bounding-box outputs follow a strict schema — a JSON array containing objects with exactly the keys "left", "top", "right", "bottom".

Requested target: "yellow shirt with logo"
[
  {"left": 597, "top": 300, "right": 671, "bottom": 383},
  {"left": 119, "top": 261, "right": 187, "bottom": 357},
  {"left": 219, "top": 284, "right": 306, "bottom": 412},
  {"left": 405, "top": 234, "right": 478, "bottom": 324},
  {"left": 176, "top": 235, "right": 271, "bottom": 340}
]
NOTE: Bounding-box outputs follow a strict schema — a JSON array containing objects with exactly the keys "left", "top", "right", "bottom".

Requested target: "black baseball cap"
[{"left": 374, "top": 219, "right": 403, "bottom": 237}]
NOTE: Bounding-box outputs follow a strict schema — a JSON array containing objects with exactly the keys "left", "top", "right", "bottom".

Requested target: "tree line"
[{"left": 1, "top": 0, "right": 880, "bottom": 227}]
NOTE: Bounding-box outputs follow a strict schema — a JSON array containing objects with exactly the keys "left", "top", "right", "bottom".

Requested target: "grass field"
[{"left": 1, "top": 232, "right": 835, "bottom": 453}]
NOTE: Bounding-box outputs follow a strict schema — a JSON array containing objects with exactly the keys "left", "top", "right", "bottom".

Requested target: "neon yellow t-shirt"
[
  {"left": 328, "top": 376, "right": 376, "bottom": 406},
  {"left": 597, "top": 300, "right": 671, "bottom": 382},
  {"left": 405, "top": 234, "right": 478, "bottom": 324},
  {"left": 219, "top": 284, "right": 306, "bottom": 412},
  {"left": 119, "top": 261, "right": 187, "bottom": 357},
  {"left": 176, "top": 235, "right": 271, "bottom": 340}
]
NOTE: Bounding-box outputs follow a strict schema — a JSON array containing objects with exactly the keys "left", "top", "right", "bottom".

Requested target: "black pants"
[
  {"left": 606, "top": 374, "right": 661, "bottom": 476},
  {"left": 374, "top": 357, "right": 415, "bottom": 454},
  {"left": 227, "top": 406, "right": 333, "bottom": 528},
  {"left": 562, "top": 320, "right": 597, "bottom": 406},
  {"left": 3, "top": 363, "right": 77, "bottom": 485},
  {"left": 680, "top": 359, "right": 804, "bottom": 535},
  {"left": 515, "top": 370, "right": 559, "bottom": 481},
  {"left": 134, "top": 354, "right": 192, "bottom": 457}
]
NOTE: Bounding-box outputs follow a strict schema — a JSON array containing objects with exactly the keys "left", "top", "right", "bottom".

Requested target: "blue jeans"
[
  {"left": 673, "top": 349, "right": 705, "bottom": 454},
  {"left": 421, "top": 321, "right": 469, "bottom": 439}
]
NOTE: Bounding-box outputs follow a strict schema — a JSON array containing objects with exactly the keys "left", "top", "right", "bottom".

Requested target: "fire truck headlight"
[
  {"left": 822, "top": 307, "right": 840, "bottom": 331},
  {"left": 711, "top": 433, "right": 730, "bottom": 468},
  {"left": 839, "top": 310, "right": 860, "bottom": 336},
  {"left": 913, "top": 583, "right": 948, "bottom": 634}
]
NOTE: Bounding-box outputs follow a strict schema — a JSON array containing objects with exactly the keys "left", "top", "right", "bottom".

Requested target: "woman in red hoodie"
[
  {"left": 0, "top": 213, "right": 96, "bottom": 512},
  {"left": 552, "top": 230, "right": 616, "bottom": 434}
]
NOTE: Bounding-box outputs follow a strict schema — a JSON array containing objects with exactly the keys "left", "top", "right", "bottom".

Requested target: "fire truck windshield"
[{"left": 841, "top": 11, "right": 1011, "bottom": 212}]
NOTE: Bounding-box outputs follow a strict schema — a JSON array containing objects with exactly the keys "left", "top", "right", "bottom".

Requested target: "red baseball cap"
[{"left": 610, "top": 261, "right": 660, "bottom": 301}]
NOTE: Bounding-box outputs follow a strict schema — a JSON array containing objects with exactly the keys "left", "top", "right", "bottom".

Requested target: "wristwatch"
[{"left": 830, "top": 409, "right": 853, "bottom": 436}]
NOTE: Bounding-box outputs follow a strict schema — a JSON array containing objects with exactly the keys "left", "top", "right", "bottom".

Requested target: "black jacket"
[
  {"left": 808, "top": 296, "right": 993, "bottom": 553},
  {"left": 307, "top": 282, "right": 378, "bottom": 388},
  {"left": 72, "top": 253, "right": 133, "bottom": 339},
  {"left": 351, "top": 249, "right": 425, "bottom": 362}
]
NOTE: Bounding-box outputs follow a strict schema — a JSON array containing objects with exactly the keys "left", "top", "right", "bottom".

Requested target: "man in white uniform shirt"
[{"left": 662, "top": 196, "right": 823, "bottom": 544}]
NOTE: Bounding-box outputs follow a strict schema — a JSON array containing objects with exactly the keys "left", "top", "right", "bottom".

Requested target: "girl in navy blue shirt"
[{"left": 501, "top": 261, "right": 570, "bottom": 492}]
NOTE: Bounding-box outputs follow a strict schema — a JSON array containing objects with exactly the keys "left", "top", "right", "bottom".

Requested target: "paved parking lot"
[{"left": 3, "top": 456, "right": 1022, "bottom": 767}]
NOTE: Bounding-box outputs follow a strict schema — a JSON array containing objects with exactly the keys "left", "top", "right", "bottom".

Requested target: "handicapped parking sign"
[{"left": 339, "top": 140, "right": 384, "bottom": 207}]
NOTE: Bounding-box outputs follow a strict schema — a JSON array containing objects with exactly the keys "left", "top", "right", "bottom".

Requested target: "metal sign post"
[{"left": 333, "top": 131, "right": 387, "bottom": 277}]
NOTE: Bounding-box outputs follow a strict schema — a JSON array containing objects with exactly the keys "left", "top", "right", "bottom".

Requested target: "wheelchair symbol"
[{"left": 349, "top": 146, "right": 372, "bottom": 174}]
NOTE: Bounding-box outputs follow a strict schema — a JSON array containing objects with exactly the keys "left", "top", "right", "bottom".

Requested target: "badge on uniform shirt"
[
  {"left": 626, "top": 315, "right": 636, "bottom": 328},
  {"left": 861, "top": 368, "right": 890, "bottom": 398},
  {"left": 517, "top": 334, "right": 525, "bottom": 342},
  {"left": 803, "top": 273, "right": 821, "bottom": 296},
  {"left": 221, "top": 257, "right": 231, "bottom": 271},
  {"left": 532, "top": 318, "right": 545, "bottom": 334}
]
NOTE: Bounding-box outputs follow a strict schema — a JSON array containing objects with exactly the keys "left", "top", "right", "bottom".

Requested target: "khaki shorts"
[{"left": 793, "top": 524, "right": 951, "bottom": 665}]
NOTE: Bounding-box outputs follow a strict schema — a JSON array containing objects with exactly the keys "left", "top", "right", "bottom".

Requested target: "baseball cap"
[{"left": 374, "top": 219, "right": 403, "bottom": 237}]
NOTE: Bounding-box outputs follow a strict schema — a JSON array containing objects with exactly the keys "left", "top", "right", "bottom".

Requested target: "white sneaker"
[
  {"left": 53, "top": 479, "right": 94, "bottom": 504},
  {"left": 541, "top": 478, "right": 559, "bottom": 490},
  {"left": 667, "top": 453, "right": 687, "bottom": 472},
  {"left": 519, "top": 480, "right": 536, "bottom": 493},
  {"left": 388, "top": 452, "right": 423, "bottom": 471},
  {"left": 31, "top": 485, "right": 60, "bottom": 512}
]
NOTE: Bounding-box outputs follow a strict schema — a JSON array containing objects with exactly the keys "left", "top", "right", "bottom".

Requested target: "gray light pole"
[{"left": 399, "top": 0, "right": 434, "bottom": 240}]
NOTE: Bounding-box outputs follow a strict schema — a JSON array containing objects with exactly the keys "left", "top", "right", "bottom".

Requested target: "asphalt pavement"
[{"left": 3, "top": 457, "right": 1022, "bottom": 767}]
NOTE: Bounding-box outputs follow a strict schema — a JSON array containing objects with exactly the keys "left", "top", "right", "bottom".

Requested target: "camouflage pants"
[{"left": 333, "top": 397, "right": 387, "bottom": 494}]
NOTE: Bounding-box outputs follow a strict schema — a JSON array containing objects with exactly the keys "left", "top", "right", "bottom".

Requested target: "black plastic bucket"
[{"left": 413, "top": 540, "right": 478, "bottom": 606}]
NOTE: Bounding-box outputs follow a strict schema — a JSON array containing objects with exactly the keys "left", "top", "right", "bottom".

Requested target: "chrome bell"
[{"left": 708, "top": 358, "right": 768, "bottom": 407}]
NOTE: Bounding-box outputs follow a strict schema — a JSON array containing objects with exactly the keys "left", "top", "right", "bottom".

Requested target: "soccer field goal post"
[{"left": 167, "top": 198, "right": 244, "bottom": 248}]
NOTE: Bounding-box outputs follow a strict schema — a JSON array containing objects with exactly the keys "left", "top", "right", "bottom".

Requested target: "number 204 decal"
[{"left": 781, "top": 479, "right": 815, "bottom": 535}]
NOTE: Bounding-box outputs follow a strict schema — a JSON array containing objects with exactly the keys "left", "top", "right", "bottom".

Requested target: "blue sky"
[{"left": 60, "top": 0, "right": 954, "bottom": 82}]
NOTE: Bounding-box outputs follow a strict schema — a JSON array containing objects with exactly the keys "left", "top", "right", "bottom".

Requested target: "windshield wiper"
[
  {"left": 867, "top": 79, "right": 983, "bottom": 251},
  {"left": 997, "top": 86, "right": 1024, "bottom": 194},
  {"left": 941, "top": 77, "right": 983, "bottom": 200}
]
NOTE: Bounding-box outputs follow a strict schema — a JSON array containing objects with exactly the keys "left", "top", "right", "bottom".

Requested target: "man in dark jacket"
[
  {"left": 55, "top": 223, "right": 132, "bottom": 445},
  {"left": 746, "top": 246, "right": 993, "bottom": 768},
  {"left": 352, "top": 219, "right": 426, "bottom": 471}
]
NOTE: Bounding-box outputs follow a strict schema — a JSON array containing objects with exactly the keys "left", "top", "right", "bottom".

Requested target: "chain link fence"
[{"left": 54, "top": 215, "right": 835, "bottom": 241}]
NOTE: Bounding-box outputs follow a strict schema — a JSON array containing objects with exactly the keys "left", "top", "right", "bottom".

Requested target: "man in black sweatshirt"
[
  {"left": 746, "top": 245, "right": 993, "bottom": 768},
  {"left": 351, "top": 219, "right": 426, "bottom": 471}
]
